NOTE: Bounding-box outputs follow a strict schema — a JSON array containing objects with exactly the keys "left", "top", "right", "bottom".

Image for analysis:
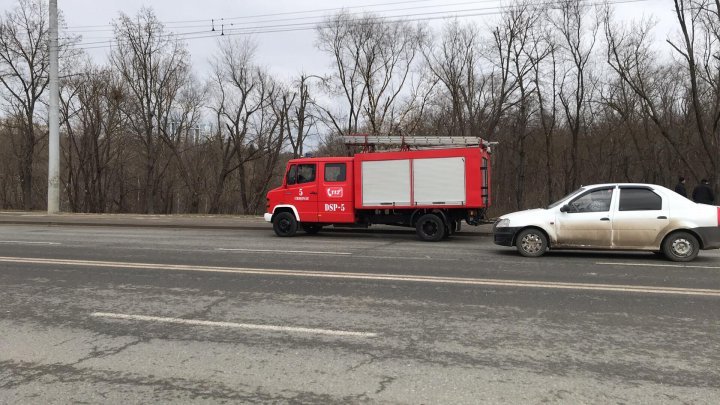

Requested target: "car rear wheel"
[
  {"left": 662, "top": 231, "right": 699, "bottom": 262},
  {"left": 516, "top": 228, "right": 548, "bottom": 257},
  {"left": 273, "top": 212, "right": 298, "bottom": 237},
  {"left": 416, "top": 214, "right": 446, "bottom": 242}
]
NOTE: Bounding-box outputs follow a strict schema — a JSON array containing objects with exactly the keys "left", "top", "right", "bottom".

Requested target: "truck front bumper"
[
  {"left": 493, "top": 227, "right": 522, "bottom": 247},
  {"left": 263, "top": 213, "right": 273, "bottom": 223}
]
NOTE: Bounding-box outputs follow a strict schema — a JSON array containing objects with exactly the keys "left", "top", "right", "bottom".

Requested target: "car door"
[
  {"left": 284, "top": 163, "right": 319, "bottom": 222},
  {"left": 554, "top": 187, "right": 615, "bottom": 248},
  {"left": 612, "top": 187, "right": 669, "bottom": 249}
]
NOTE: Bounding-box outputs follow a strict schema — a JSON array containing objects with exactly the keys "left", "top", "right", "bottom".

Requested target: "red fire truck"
[{"left": 264, "top": 135, "right": 493, "bottom": 241}]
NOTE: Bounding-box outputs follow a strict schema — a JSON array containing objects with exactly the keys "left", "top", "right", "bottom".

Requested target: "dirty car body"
[{"left": 494, "top": 183, "right": 720, "bottom": 262}]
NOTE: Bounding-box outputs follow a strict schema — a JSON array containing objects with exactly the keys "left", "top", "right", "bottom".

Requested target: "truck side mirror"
[{"left": 560, "top": 205, "right": 569, "bottom": 213}]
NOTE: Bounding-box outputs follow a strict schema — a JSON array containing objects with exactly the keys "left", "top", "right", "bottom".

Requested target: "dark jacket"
[
  {"left": 692, "top": 184, "right": 715, "bottom": 205},
  {"left": 674, "top": 182, "right": 687, "bottom": 197}
]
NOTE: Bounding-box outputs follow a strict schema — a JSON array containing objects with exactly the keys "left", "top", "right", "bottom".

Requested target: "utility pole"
[{"left": 48, "top": 0, "right": 60, "bottom": 213}]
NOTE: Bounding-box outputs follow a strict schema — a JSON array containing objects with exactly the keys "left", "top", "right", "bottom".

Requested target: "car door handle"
[
  {"left": 600, "top": 217, "right": 610, "bottom": 221},
  {"left": 657, "top": 216, "right": 667, "bottom": 219}
]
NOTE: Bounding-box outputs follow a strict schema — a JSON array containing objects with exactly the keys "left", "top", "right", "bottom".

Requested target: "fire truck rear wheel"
[
  {"left": 302, "top": 224, "right": 322, "bottom": 235},
  {"left": 416, "top": 214, "right": 446, "bottom": 242},
  {"left": 273, "top": 212, "right": 298, "bottom": 237}
]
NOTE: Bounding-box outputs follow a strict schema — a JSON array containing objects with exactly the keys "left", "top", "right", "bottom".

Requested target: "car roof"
[{"left": 582, "top": 183, "right": 669, "bottom": 190}]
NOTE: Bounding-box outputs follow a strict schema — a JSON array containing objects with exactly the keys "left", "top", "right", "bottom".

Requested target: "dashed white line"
[
  {"left": 215, "top": 248, "right": 352, "bottom": 255},
  {"left": 2, "top": 256, "right": 720, "bottom": 297},
  {"left": 90, "top": 312, "right": 377, "bottom": 337}
]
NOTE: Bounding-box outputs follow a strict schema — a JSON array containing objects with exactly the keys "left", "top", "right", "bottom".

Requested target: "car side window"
[
  {"left": 619, "top": 188, "right": 662, "bottom": 211},
  {"left": 286, "top": 165, "right": 297, "bottom": 185},
  {"left": 324, "top": 163, "right": 346, "bottom": 182},
  {"left": 568, "top": 188, "right": 614, "bottom": 213},
  {"left": 297, "top": 164, "right": 316, "bottom": 184}
]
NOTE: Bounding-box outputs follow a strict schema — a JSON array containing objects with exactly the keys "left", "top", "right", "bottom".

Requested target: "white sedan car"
[{"left": 493, "top": 183, "right": 720, "bottom": 261}]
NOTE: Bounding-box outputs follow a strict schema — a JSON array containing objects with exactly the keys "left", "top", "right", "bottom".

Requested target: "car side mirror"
[{"left": 560, "top": 205, "right": 569, "bottom": 213}]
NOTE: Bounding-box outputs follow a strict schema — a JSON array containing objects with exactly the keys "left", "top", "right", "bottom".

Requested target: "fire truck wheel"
[
  {"left": 515, "top": 228, "right": 547, "bottom": 257},
  {"left": 415, "top": 214, "right": 446, "bottom": 242},
  {"left": 302, "top": 224, "right": 322, "bottom": 235},
  {"left": 273, "top": 212, "right": 298, "bottom": 237}
]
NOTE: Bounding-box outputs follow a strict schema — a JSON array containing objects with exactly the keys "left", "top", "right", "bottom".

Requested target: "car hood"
[{"left": 498, "top": 208, "right": 553, "bottom": 226}]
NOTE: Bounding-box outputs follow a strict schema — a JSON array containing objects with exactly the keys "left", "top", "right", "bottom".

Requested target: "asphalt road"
[{"left": 1, "top": 224, "right": 720, "bottom": 403}]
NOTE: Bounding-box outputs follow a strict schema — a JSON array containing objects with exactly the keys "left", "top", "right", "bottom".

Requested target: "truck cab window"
[
  {"left": 297, "top": 164, "right": 316, "bottom": 184},
  {"left": 286, "top": 165, "right": 297, "bottom": 185},
  {"left": 325, "top": 163, "right": 346, "bottom": 182}
]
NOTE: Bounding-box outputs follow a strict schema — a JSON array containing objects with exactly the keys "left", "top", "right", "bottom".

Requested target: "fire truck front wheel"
[
  {"left": 416, "top": 214, "right": 447, "bottom": 242},
  {"left": 273, "top": 212, "right": 298, "bottom": 237}
]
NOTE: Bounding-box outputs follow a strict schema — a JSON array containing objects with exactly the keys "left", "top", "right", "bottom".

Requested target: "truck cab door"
[
  {"left": 284, "top": 163, "right": 319, "bottom": 222},
  {"left": 318, "top": 161, "right": 354, "bottom": 223}
]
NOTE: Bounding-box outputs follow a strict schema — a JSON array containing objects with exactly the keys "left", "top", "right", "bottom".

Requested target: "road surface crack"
[
  {"left": 181, "top": 296, "right": 230, "bottom": 320},
  {"left": 375, "top": 375, "right": 396, "bottom": 394}
]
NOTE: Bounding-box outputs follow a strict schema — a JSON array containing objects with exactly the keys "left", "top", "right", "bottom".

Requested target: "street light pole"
[{"left": 48, "top": 0, "right": 59, "bottom": 213}]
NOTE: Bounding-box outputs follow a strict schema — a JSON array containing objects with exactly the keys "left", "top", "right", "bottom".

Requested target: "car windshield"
[{"left": 547, "top": 187, "right": 586, "bottom": 209}]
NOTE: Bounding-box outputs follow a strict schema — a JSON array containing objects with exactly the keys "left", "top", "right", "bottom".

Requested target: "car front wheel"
[
  {"left": 662, "top": 231, "right": 699, "bottom": 262},
  {"left": 516, "top": 228, "right": 548, "bottom": 257}
]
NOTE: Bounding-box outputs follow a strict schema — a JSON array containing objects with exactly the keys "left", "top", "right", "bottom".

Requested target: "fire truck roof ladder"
[{"left": 342, "top": 135, "right": 496, "bottom": 152}]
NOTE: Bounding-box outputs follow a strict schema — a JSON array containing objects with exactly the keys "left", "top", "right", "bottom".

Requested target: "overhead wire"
[{"left": 67, "top": 0, "right": 651, "bottom": 52}]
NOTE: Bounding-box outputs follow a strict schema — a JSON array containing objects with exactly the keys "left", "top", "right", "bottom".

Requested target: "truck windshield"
[{"left": 547, "top": 187, "right": 586, "bottom": 209}]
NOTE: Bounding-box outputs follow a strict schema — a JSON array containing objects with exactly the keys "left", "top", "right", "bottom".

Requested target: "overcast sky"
[{"left": 0, "top": 0, "right": 679, "bottom": 80}]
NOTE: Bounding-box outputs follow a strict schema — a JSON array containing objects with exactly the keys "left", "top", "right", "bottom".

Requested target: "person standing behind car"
[
  {"left": 674, "top": 176, "right": 687, "bottom": 197},
  {"left": 692, "top": 179, "right": 715, "bottom": 204}
]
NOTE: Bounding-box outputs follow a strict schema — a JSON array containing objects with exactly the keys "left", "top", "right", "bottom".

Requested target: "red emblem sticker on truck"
[{"left": 327, "top": 187, "right": 344, "bottom": 198}]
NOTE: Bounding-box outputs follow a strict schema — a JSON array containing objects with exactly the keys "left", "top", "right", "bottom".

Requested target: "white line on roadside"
[
  {"left": 0, "top": 241, "right": 61, "bottom": 245},
  {"left": 215, "top": 248, "right": 352, "bottom": 255},
  {"left": 90, "top": 312, "right": 377, "bottom": 337},
  {"left": 597, "top": 262, "right": 720, "bottom": 270},
  {"left": 3, "top": 256, "right": 720, "bottom": 297}
]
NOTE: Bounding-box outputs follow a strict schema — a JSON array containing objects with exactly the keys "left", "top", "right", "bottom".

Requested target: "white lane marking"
[
  {"left": 216, "top": 248, "right": 351, "bottom": 256},
  {"left": 0, "top": 241, "right": 61, "bottom": 245},
  {"left": 90, "top": 312, "right": 377, "bottom": 337},
  {"left": 597, "top": 262, "right": 720, "bottom": 270},
  {"left": 3, "top": 256, "right": 720, "bottom": 298}
]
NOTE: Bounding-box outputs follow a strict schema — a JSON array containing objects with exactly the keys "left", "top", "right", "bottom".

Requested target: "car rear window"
[{"left": 619, "top": 188, "right": 662, "bottom": 211}]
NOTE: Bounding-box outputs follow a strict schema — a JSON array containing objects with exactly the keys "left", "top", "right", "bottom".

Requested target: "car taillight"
[{"left": 717, "top": 207, "right": 720, "bottom": 226}]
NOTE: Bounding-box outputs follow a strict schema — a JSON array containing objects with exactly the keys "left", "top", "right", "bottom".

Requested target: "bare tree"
[
  {"left": 317, "top": 12, "right": 427, "bottom": 135},
  {"left": 210, "top": 37, "right": 283, "bottom": 214},
  {"left": 550, "top": 0, "right": 599, "bottom": 193},
  {"left": 0, "top": 0, "right": 50, "bottom": 209},
  {"left": 527, "top": 16, "right": 560, "bottom": 204},
  {"left": 59, "top": 61, "right": 127, "bottom": 212},
  {"left": 110, "top": 8, "right": 190, "bottom": 214},
  {"left": 603, "top": 5, "right": 702, "bottom": 181},
  {"left": 159, "top": 75, "right": 206, "bottom": 213},
  {"left": 668, "top": 0, "right": 720, "bottom": 192},
  {"left": 422, "top": 20, "right": 480, "bottom": 137}
]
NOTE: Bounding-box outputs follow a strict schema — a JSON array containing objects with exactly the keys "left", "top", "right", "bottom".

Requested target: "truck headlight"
[{"left": 495, "top": 218, "right": 510, "bottom": 228}]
